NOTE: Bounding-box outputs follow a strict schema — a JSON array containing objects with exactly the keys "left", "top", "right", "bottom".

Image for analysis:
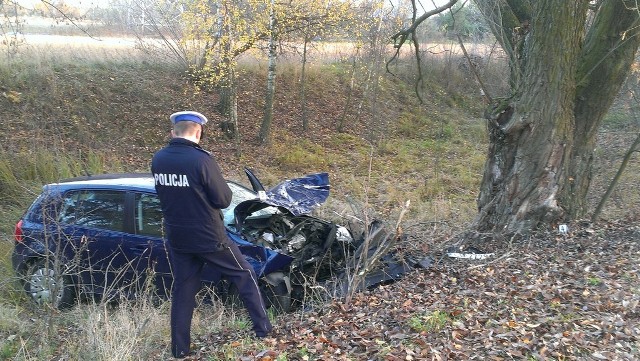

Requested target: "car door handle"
[{"left": 130, "top": 246, "right": 149, "bottom": 256}]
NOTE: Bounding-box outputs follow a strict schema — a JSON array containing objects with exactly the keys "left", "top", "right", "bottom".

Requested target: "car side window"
[
  {"left": 134, "top": 193, "right": 163, "bottom": 237},
  {"left": 58, "top": 190, "right": 126, "bottom": 232}
]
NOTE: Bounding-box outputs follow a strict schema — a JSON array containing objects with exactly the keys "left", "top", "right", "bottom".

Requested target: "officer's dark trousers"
[{"left": 169, "top": 242, "right": 272, "bottom": 358}]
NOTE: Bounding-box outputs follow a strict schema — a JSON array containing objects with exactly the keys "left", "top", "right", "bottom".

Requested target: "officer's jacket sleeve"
[{"left": 201, "top": 156, "right": 232, "bottom": 209}]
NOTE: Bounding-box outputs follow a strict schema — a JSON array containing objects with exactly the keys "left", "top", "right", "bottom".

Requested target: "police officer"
[{"left": 151, "top": 111, "right": 272, "bottom": 359}]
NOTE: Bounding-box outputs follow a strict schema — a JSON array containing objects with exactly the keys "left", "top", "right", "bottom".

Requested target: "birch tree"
[{"left": 257, "top": 0, "right": 354, "bottom": 143}]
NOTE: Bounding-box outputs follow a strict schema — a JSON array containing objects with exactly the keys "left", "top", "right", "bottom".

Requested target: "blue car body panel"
[
  {"left": 227, "top": 233, "right": 294, "bottom": 276},
  {"left": 262, "top": 172, "right": 330, "bottom": 216}
]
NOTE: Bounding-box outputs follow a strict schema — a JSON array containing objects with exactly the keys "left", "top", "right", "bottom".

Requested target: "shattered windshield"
[{"left": 223, "top": 182, "right": 278, "bottom": 229}]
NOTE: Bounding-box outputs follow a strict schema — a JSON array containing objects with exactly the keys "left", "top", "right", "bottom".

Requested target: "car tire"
[
  {"left": 262, "top": 280, "right": 292, "bottom": 313},
  {"left": 24, "top": 259, "right": 75, "bottom": 310}
]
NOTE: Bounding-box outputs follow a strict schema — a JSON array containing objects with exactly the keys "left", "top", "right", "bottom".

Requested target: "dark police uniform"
[{"left": 151, "top": 111, "right": 272, "bottom": 358}]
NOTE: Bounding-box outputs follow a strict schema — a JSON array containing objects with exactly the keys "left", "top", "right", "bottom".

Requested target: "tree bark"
[
  {"left": 301, "top": 35, "right": 309, "bottom": 132},
  {"left": 229, "top": 66, "right": 240, "bottom": 156},
  {"left": 337, "top": 46, "right": 360, "bottom": 133},
  {"left": 475, "top": 0, "right": 640, "bottom": 235},
  {"left": 475, "top": 1, "right": 589, "bottom": 234},
  {"left": 567, "top": 0, "right": 640, "bottom": 216},
  {"left": 217, "top": 6, "right": 238, "bottom": 144}
]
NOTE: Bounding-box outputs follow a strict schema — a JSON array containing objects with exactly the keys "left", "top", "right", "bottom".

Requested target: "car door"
[
  {"left": 56, "top": 189, "right": 147, "bottom": 300},
  {"left": 130, "top": 191, "right": 173, "bottom": 298},
  {"left": 130, "top": 191, "right": 227, "bottom": 296}
]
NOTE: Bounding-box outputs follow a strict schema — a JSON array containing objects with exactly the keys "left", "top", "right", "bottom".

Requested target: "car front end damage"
[{"left": 231, "top": 169, "right": 428, "bottom": 311}]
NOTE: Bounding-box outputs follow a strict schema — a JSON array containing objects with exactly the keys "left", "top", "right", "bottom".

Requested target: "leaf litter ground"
[{"left": 177, "top": 218, "right": 639, "bottom": 361}]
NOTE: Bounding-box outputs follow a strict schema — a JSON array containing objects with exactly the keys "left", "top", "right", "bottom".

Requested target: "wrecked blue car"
[{"left": 12, "top": 169, "right": 413, "bottom": 312}]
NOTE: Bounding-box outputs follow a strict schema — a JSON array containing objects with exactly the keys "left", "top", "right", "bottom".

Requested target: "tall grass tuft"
[
  {"left": 72, "top": 300, "right": 170, "bottom": 360},
  {"left": 0, "top": 156, "right": 20, "bottom": 204}
]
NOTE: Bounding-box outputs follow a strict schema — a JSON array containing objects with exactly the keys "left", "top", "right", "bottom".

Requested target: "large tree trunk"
[
  {"left": 229, "top": 66, "right": 240, "bottom": 156},
  {"left": 476, "top": 1, "right": 588, "bottom": 234},
  {"left": 216, "top": 2, "right": 236, "bottom": 140},
  {"left": 390, "top": 0, "right": 640, "bottom": 235},
  {"left": 475, "top": 0, "right": 640, "bottom": 235},
  {"left": 567, "top": 1, "right": 640, "bottom": 216}
]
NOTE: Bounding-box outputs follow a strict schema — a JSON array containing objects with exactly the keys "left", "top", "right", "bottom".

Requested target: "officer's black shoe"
[
  {"left": 172, "top": 350, "right": 192, "bottom": 359},
  {"left": 255, "top": 325, "right": 274, "bottom": 338}
]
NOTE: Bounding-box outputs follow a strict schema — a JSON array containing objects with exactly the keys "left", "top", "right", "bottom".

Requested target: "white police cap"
[{"left": 169, "top": 111, "right": 208, "bottom": 125}]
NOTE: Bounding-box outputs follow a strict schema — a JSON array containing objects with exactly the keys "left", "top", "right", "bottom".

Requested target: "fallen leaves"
[{"left": 197, "top": 219, "right": 639, "bottom": 360}]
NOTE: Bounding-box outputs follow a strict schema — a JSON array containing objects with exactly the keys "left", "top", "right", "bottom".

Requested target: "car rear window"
[{"left": 24, "top": 192, "right": 50, "bottom": 224}]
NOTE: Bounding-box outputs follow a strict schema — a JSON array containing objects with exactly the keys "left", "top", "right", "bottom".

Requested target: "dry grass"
[
  {"left": 73, "top": 301, "right": 168, "bottom": 360},
  {"left": 0, "top": 296, "right": 257, "bottom": 360}
]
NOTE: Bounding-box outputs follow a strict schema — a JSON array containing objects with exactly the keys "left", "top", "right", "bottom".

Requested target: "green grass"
[
  {"left": 586, "top": 277, "right": 602, "bottom": 286},
  {"left": 602, "top": 109, "right": 634, "bottom": 130},
  {"left": 408, "top": 310, "right": 453, "bottom": 333},
  {"left": 272, "top": 139, "right": 330, "bottom": 172}
]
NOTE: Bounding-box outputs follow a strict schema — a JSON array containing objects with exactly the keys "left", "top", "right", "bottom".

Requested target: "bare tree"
[
  {"left": 259, "top": 0, "right": 354, "bottom": 142},
  {"left": 258, "top": 0, "right": 277, "bottom": 144}
]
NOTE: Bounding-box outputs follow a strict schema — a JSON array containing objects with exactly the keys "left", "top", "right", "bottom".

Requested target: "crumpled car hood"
[{"left": 234, "top": 169, "right": 330, "bottom": 230}]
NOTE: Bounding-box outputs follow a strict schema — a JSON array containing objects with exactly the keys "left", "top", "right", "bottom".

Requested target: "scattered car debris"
[{"left": 446, "top": 246, "right": 494, "bottom": 260}]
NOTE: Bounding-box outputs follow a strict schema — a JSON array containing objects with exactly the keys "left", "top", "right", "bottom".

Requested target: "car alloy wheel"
[{"left": 25, "top": 259, "right": 75, "bottom": 310}]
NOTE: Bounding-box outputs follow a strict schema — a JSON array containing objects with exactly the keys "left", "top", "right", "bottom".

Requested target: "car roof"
[
  {"left": 45, "top": 173, "right": 156, "bottom": 192},
  {"left": 43, "top": 173, "right": 254, "bottom": 195}
]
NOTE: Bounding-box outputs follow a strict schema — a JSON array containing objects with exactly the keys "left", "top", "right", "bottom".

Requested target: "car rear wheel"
[{"left": 24, "top": 259, "right": 75, "bottom": 310}]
